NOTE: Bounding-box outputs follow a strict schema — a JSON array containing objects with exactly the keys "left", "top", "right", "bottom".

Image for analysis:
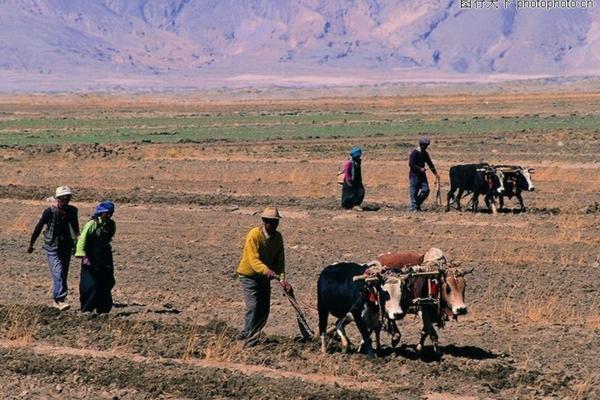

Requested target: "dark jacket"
[
  {"left": 30, "top": 205, "right": 79, "bottom": 251},
  {"left": 409, "top": 148, "right": 437, "bottom": 179},
  {"left": 341, "top": 158, "right": 365, "bottom": 209},
  {"left": 344, "top": 158, "right": 363, "bottom": 187}
]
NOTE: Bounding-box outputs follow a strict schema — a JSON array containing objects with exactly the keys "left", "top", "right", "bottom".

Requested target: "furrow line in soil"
[{"left": 0, "top": 340, "right": 393, "bottom": 399}]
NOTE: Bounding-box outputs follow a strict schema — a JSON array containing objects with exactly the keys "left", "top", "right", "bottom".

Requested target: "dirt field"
[{"left": 0, "top": 92, "right": 599, "bottom": 399}]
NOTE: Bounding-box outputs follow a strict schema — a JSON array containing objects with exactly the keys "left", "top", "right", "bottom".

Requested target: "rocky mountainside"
[{"left": 1, "top": 0, "right": 599, "bottom": 89}]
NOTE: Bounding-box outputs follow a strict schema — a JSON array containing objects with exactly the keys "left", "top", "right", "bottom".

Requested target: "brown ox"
[
  {"left": 377, "top": 252, "right": 424, "bottom": 270},
  {"left": 377, "top": 248, "right": 472, "bottom": 354}
]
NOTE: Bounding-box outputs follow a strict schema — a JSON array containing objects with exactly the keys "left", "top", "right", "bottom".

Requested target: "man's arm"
[
  {"left": 274, "top": 238, "right": 291, "bottom": 291},
  {"left": 424, "top": 151, "right": 438, "bottom": 176},
  {"left": 274, "top": 239, "right": 285, "bottom": 280},
  {"left": 70, "top": 207, "right": 80, "bottom": 237},
  {"left": 28, "top": 208, "right": 51, "bottom": 251}
]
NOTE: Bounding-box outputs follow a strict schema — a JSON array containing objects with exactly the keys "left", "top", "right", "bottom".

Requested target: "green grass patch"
[{"left": 0, "top": 112, "right": 597, "bottom": 146}]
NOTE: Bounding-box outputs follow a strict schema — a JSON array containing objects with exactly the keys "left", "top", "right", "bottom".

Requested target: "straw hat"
[{"left": 261, "top": 206, "right": 281, "bottom": 220}]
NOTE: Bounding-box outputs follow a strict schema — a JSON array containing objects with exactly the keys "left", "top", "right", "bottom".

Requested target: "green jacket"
[{"left": 75, "top": 218, "right": 116, "bottom": 263}]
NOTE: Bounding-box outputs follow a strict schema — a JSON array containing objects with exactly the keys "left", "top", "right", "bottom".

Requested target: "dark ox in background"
[
  {"left": 446, "top": 163, "right": 505, "bottom": 212},
  {"left": 317, "top": 261, "right": 403, "bottom": 357},
  {"left": 495, "top": 165, "right": 536, "bottom": 211},
  {"left": 377, "top": 248, "right": 472, "bottom": 354}
]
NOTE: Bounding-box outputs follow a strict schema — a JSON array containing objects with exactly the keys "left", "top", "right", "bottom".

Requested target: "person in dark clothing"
[
  {"left": 341, "top": 146, "right": 365, "bottom": 210},
  {"left": 28, "top": 186, "right": 79, "bottom": 311},
  {"left": 408, "top": 137, "right": 439, "bottom": 212},
  {"left": 75, "top": 201, "right": 116, "bottom": 314}
]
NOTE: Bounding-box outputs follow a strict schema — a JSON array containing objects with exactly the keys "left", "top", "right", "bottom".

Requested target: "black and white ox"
[
  {"left": 317, "top": 261, "right": 404, "bottom": 357},
  {"left": 446, "top": 163, "right": 505, "bottom": 212},
  {"left": 494, "top": 165, "right": 535, "bottom": 211}
]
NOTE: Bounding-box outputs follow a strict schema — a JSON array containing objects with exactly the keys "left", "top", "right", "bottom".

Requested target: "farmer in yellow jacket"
[{"left": 237, "top": 206, "right": 292, "bottom": 347}]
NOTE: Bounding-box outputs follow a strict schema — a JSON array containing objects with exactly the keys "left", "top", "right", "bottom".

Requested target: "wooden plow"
[
  {"left": 276, "top": 276, "right": 315, "bottom": 340},
  {"left": 434, "top": 175, "right": 442, "bottom": 208}
]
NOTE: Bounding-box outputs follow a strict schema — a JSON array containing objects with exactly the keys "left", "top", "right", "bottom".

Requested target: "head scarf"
[
  {"left": 92, "top": 200, "right": 115, "bottom": 219},
  {"left": 349, "top": 146, "right": 362, "bottom": 158}
]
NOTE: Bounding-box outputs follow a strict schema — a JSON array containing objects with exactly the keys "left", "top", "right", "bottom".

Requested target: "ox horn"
[
  {"left": 352, "top": 274, "right": 382, "bottom": 284},
  {"left": 459, "top": 267, "right": 474, "bottom": 276},
  {"left": 353, "top": 274, "right": 369, "bottom": 282}
]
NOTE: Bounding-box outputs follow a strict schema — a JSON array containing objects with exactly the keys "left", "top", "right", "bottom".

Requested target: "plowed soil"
[{"left": 0, "top": 92, "right": 598, "bottom": 399}]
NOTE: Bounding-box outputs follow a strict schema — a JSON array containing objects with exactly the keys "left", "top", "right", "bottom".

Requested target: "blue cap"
[
  {"left": 419, "top": 136, "right": 431, "bottom": 146},
  {"left": 93, "top": 200, "right": 115, "bottom": 218},
  {"left": 349, "top": 146, "right": 362, "bottom": 158}
]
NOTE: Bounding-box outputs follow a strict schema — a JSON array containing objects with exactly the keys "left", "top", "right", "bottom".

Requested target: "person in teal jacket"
[{"left": 75, "top": 201, "right": 116, "bottom": 313}]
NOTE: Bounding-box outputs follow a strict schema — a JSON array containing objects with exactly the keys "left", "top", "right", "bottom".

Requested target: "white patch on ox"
[
  {"left": 522, "top": 168, "right": 535, "bottom": 191},
  {"left": 381, "top": 279, "right": 404, "bottom": 320},
  {"left": 423, "top": 248, "right": 445, "bottom": 264},
  {"left": 495, "top": 170, "right": 505, "bottom": 194},
  {"left": 452, "top": 304, "right": 467, "bottom": 315}
]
